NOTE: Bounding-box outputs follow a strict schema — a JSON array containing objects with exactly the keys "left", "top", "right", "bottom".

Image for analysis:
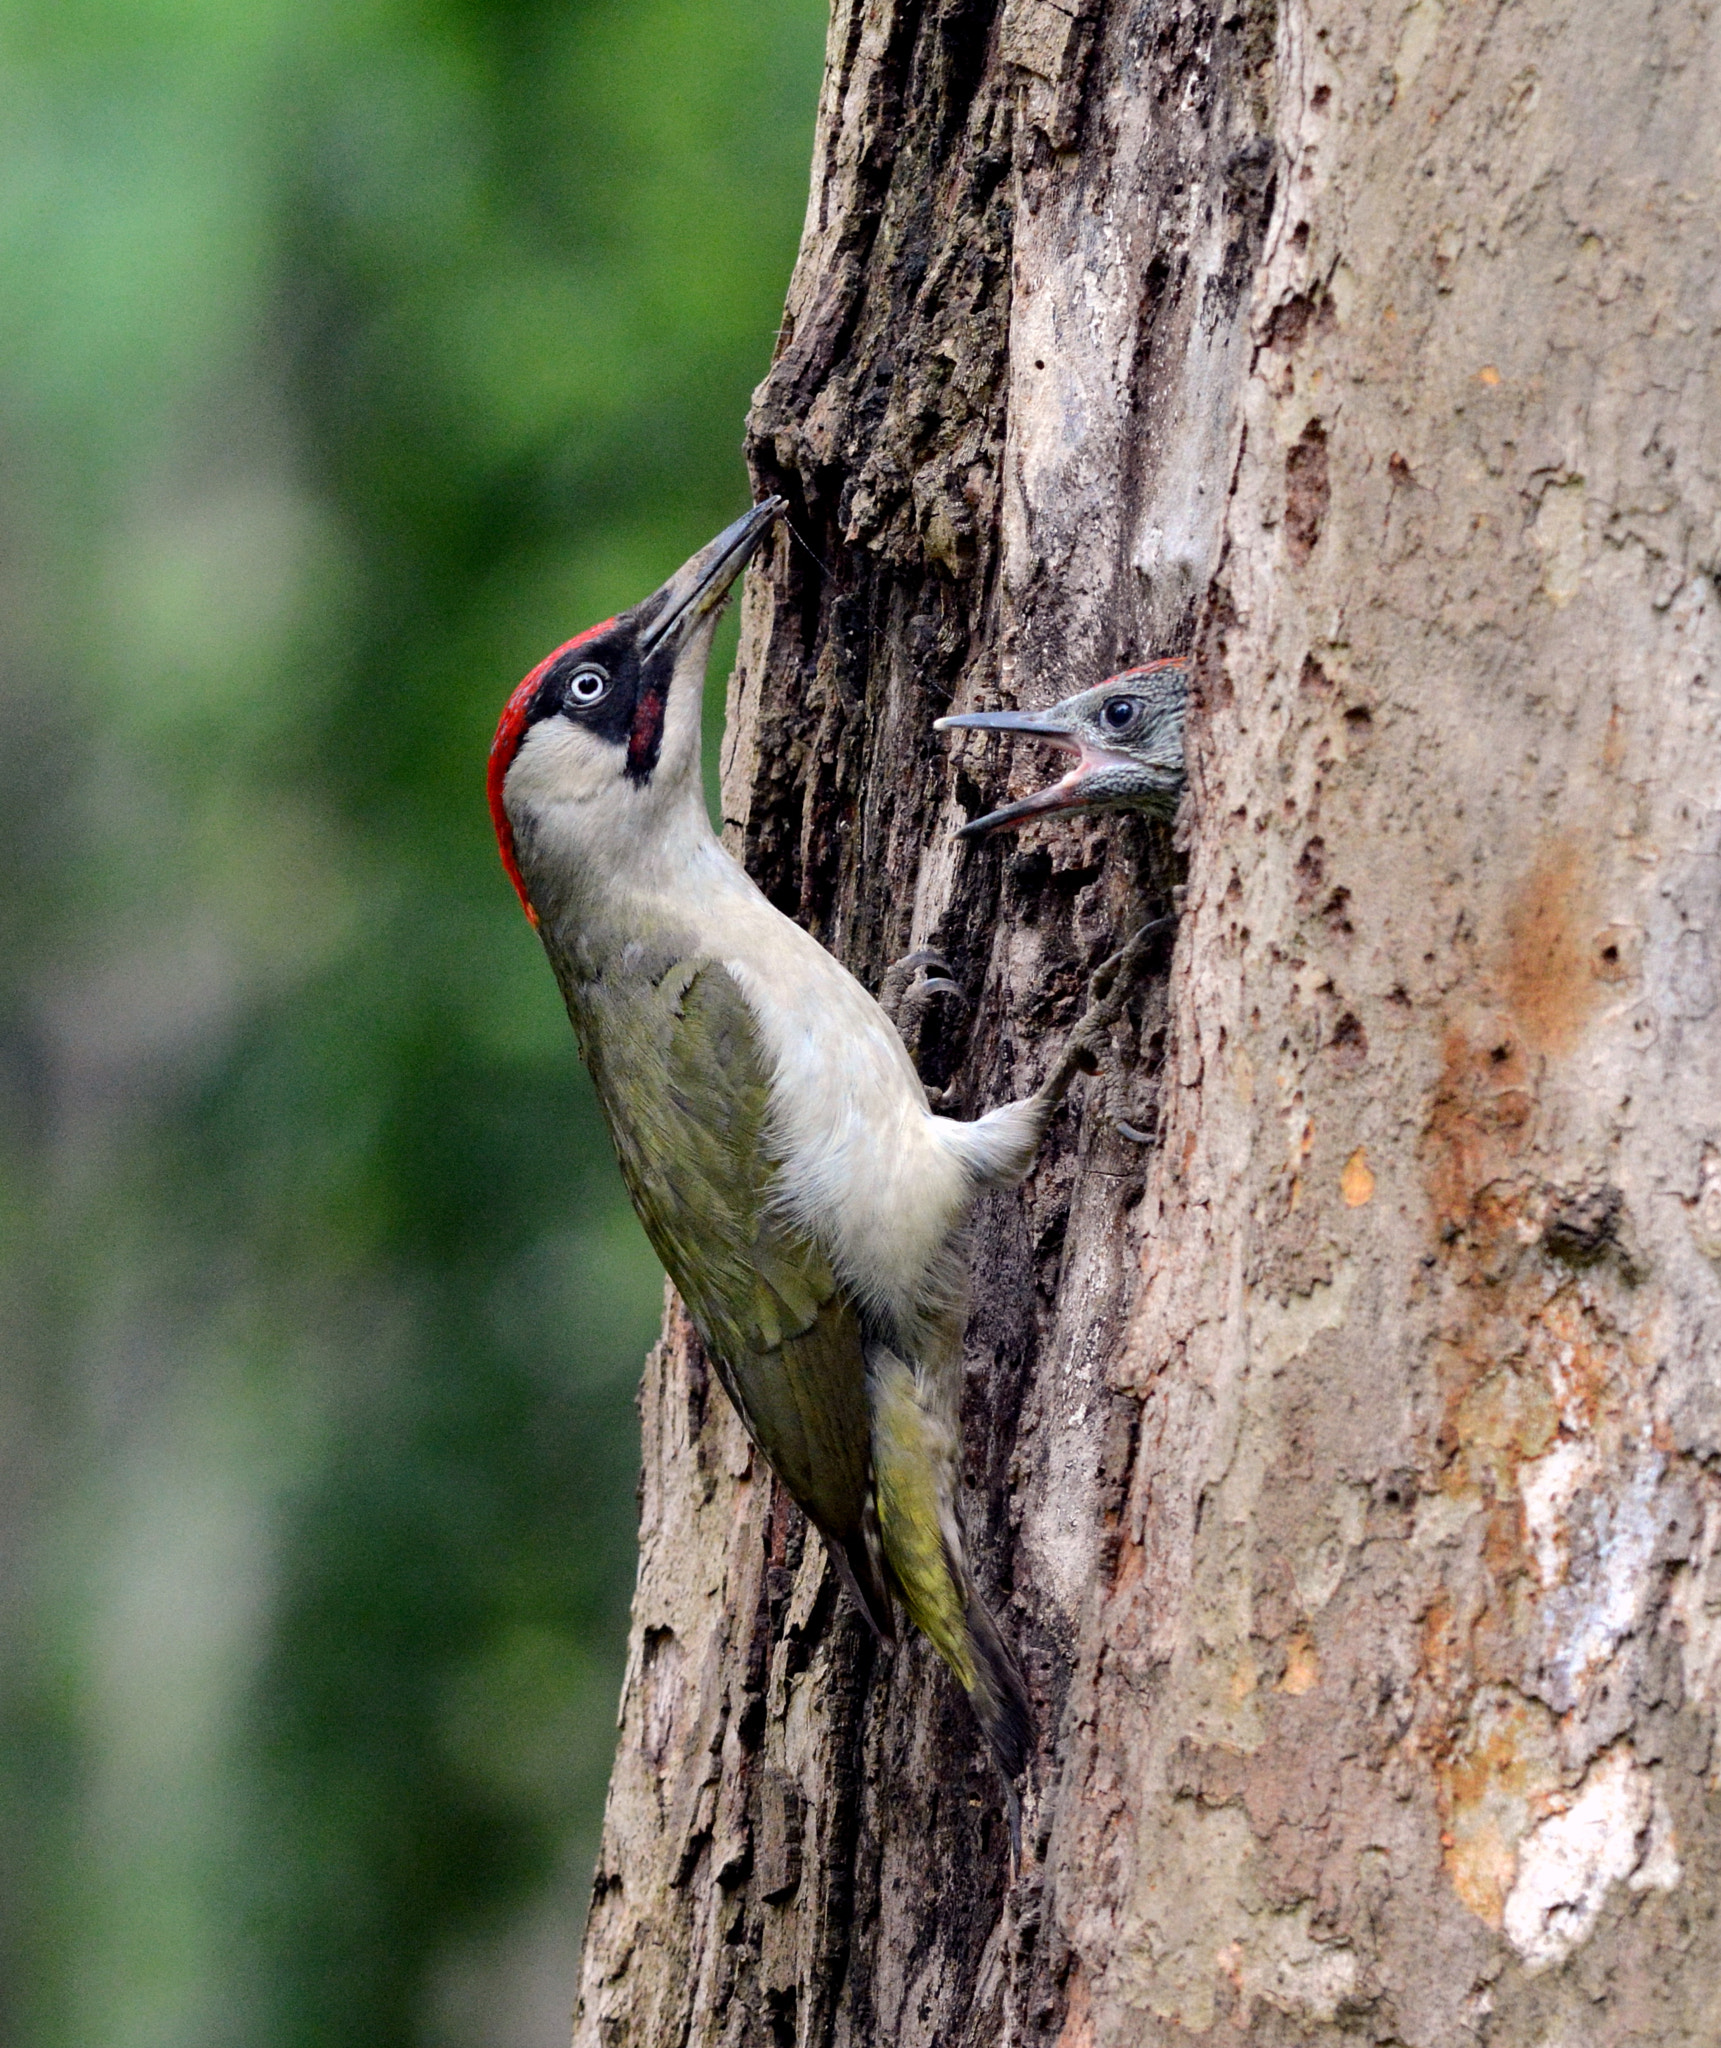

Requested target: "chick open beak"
[
  {"left": 934, "top": 705, "right": 1136, "bottom": 839},
  {"left": 639, "top": 497, "right": 785, "bottom": 658}
]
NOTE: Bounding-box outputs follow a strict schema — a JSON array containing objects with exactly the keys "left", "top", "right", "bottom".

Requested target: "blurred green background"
[{"left": 0, "top": 3, "right": 826, "bottom": 2044}]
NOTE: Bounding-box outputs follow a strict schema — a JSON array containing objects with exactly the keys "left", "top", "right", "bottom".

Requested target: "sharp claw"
[
  {"left": 879, "top": 946, "right": 968, "bottom": 1058},
  {"left": 1031, "top": 911, "right": 1179, "bottom": 1115},
  {"left": 1086, "top": 914, "right": 1175, "bottom": 1005},
  {"left": 1114, "top": 1119, "right": 1155, "bottom": 1145}
]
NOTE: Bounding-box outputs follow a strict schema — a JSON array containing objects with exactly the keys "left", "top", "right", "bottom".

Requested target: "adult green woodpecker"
[
  {"left": 489, "top": 500, "right": 1116, "bottom": 1781},
  {"left": 936, "top": 656, "right": 1189, "bottom": 837}
]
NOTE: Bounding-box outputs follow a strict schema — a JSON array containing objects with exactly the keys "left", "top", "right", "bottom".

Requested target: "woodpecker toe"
[
  {"left": 893, "top": 946, "right": 954, "bottom": 978},
  {"left": 1030, "top": 914, "right": 1178, "bottom": 1115},
  {"left": 879, "top": 946, "right": 967, "bottom": 1038}
]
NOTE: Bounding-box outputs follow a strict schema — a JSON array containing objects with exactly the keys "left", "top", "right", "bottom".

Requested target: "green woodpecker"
[
  {"left": 936, "top": 656, "right": 1189, "bottom": 837},
  {"left": 489, "top": 501, "right": 1116, "bottom": 1782}
]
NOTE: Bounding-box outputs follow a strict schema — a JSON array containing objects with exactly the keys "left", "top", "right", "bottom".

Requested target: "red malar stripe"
[{"left": 626, "top": 682, "right": 667, "bottom": 782}]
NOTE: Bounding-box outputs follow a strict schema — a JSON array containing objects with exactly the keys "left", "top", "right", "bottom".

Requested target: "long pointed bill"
[
  {"left": 934, "top": 709, "right": 1082, "bottom": 742},
  {"left": 952, "top": 768, "right": 1100, "bottom": 838},
  {"left": 638, "top": 497, "right": 785, "bottom": 658},
  {"left": 936, "top": 705, "right": 1131, "bottom": 838}
]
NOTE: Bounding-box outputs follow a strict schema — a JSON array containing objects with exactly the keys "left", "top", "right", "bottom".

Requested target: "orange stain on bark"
[
  {"left": 1412, "top": 911, "right": 1656, "bottom": 1934},
  {"left": 1341, "top": 1146, "right": 1375, "bottom": 1205},
  {"left": 1438, "top": 1694, "right": 1561, "bottom": 1927},
  {"left": 1423, "top": 1022, "right": 1534, "bottom": 1234},
  {"left": 1279, "top": 1634, "right": 1321, "bottom": 1694},
  {"left": 1500, "top": 831, "right": 1602, "bottom": 1054}
]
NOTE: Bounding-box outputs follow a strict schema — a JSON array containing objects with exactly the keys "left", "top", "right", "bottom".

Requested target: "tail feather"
[
  {"left": 867, "top": 1343, "right": 1031, "bottom": 1779},
  {"left": 823, "top": 1504, "right": 897, "bottom": 1646},
  {"left": 960, "top": 1580, "right": 1031, "bottom": 1780}
]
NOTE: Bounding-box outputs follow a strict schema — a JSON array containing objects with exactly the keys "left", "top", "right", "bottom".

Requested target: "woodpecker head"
[
  {"left": 935, "top": 655, "right": 1189, "bottom": 839},
  {"left": 490, "top": 498, "right": 783, "bottom": 923}
]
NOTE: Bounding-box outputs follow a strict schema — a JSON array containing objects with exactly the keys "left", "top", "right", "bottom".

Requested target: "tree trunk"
[{"left": 574, "top": 2, "right": 1721, "bottom": 2042}]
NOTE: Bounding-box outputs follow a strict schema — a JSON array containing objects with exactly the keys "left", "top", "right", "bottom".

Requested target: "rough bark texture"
[{"left": 575, "top": 3, "right": 1721, "bottom": 2043}]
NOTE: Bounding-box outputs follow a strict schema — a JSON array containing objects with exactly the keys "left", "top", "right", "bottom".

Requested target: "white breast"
[
  {"left": 590, "top": 795, "right": 1013, "bottom": 1327},
  {"left": 720, "top": 906, "right": 977, "bottom": 1328}
]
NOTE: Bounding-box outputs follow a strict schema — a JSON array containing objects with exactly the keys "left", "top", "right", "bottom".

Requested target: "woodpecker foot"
[
  {"left": 879, "top": 946, "right": 966, "bottom": 1039},
  {"left": 1037, "top": 914, "right": 1175, "bottom": 1114}
]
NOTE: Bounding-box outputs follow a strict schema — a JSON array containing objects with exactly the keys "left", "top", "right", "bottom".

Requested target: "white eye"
[{"left": 566, "top": 666, "right": 609, "bottom": 707}]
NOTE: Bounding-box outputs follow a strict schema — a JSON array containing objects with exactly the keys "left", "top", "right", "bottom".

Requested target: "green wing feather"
[{"left": 581, "top": 956, "right": 890, "bottom": 1634}]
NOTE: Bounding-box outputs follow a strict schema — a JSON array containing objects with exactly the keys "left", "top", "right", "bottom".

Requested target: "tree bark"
[{"left": 574, "top": 3, "right": 1721, "bottom": 2043}]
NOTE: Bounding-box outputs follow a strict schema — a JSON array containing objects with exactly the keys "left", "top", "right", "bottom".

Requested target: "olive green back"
[{"left": 571, "top": 952, "right": 881, "bottom": 1606}]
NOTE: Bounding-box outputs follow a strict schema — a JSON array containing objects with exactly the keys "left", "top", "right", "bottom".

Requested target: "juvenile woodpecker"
[
  {"left": 489, "top": 501, "right": 1112, "bottom": 1782},
  {"left": 936, "top": 656, "right": 1189, "bottom": 837}
]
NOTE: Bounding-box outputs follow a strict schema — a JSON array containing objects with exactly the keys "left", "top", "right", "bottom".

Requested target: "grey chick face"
[{"left": 935, "top": 655, "right": 1189, "bottom": 839}]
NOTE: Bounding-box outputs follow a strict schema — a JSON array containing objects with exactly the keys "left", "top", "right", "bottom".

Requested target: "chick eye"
[
  {"left": 566, "top": 666, "right": 609, "bottom": 707},
  {"left": 1101, "top": 696, "right": 1143, "bottom": 732}
]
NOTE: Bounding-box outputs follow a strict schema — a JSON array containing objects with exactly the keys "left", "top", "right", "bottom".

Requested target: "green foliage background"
[{"left": 0, "top": 4, "right": 826, "bottom": 2043}]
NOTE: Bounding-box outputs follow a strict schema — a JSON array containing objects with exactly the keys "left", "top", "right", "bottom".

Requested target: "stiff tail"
[
  {"left": 824, "top": 1507, "right": 897, "bottom": 1648},
  {"left": 867, "top": 1344, "right": 1031, "bottom": 1780}
]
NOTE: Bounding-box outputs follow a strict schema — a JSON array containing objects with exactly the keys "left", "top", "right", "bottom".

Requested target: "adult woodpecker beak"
[
  {"left": 639, "top": 496, "right": 786, "bottom": 657},
  {"left": 488, "top": 496, "right": 787, "bottom": 926},
  {"left": 934, "top": 704, "right": 1127, "bottom": 839}
]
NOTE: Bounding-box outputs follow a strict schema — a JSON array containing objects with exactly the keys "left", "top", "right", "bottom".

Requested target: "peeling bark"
[{"left": 575, "top": 2, "right": 1721, "bottom": 2042}]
